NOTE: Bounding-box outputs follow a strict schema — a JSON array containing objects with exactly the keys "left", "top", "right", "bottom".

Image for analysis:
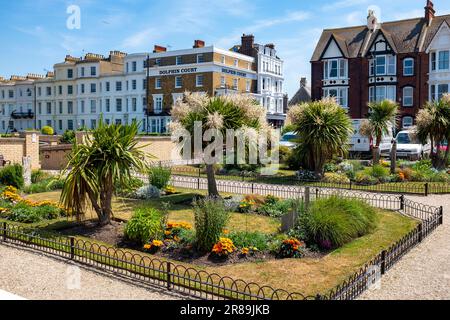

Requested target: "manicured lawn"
[{"left": 25, "top": 191, "right": 280, "bottom": 234}]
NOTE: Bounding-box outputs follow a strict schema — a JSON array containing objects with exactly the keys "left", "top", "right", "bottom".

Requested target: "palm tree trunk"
[
  {"left": 390, "top": 140, "right": 397, "bottom": 174},
  {"left": 372, "top": 146, "right": 380, "bottom": 165},
  {"left": 205, "top": 164, "right": 220, "bottom": 198}
]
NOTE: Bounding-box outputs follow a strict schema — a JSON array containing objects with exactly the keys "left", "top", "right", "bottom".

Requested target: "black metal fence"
[
  {"left": 168, "top": 165, "right": 450, "bottom": 196},
  {"left": 0, "top": 192, "right": 443, "bottom": 300}
]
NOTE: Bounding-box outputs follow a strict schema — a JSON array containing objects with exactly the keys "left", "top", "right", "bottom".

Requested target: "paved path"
[
  {"left": 360, "top": 194, "right": 450, "bottom": 300},
  {"left": 0, "top": 244, "right": 180, "bottom": 300}
]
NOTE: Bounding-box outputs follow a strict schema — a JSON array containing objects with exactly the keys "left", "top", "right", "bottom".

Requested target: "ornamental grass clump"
[
  {"left": 124, "top": 207, "right": 166, "bottom": 245},
  {"left": 193, "top": 198, "right": 230, "bottom": 252},
  {"left": 304, "top": 196, "right": 378, "bottom": 249}
]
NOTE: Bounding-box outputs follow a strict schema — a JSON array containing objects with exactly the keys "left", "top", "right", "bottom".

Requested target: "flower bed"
[{"left": 0, "top": 186, "right": 66, "bottom": 223}]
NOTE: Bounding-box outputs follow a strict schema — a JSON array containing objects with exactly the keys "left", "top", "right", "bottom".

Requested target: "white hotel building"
[{"left": 0, "top": 36, "right": 286, "bottom": 134}]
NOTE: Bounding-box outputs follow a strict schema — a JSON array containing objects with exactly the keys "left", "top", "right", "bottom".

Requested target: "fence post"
[
  {"left": 418, "top": 223, "right": 423, "bottom": 243},
  {"left": 69, "top": 236, "right": 75, "bottom": 259},
  {"left": 198, "top": 167, "right": 201, "bottom": 178},
  {"left": 197, "top": 178, "right": 200, "bottom": 190},
  {"left": 399, "top": 195, "right": 405, "bottom": 211},
  {"left": 251, "top": 183, "right": 254, "bottom": 194},
  {"left": 424, "top": 183, "right": 429, "bottom": 196},
  {"left": 304, "top": 187, "right": 310, "bottom": 210},
  {"left": 349, "top": 181, "right": 352, "bottom": 190},
  {"left": 439, "top": 206, "right": 444, "bottom": 225},
  {"left": 2, "top": 222, "right": 6, "bottom": 241},
  {"left": 167, "top": 261, "right": 172, "bottom": 291},
  {"left": 380, "top": 250, "right": 387, "bottom": 275},
  {"left": 315, "top": 294, "right": 322, "bottom": 300}
]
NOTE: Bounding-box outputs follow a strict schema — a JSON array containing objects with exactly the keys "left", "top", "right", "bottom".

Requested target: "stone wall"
[{"left": 0, "top": 131, "right": 40, "bottom": 170}]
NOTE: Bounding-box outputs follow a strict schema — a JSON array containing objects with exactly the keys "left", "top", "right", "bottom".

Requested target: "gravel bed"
[
  {"left": 0, "top": 244, "right": 181, "bottom": 300},
  {"left": 360, "top": 194, "right": 450, "bottom": 300}
]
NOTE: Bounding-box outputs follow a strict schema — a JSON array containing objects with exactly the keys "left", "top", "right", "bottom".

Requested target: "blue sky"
[{"left": 1, "top": 0, "right": 450, "bottom": 97}]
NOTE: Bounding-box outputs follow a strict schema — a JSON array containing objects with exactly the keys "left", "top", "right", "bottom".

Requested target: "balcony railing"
[{"left": 11, "top": 111, "right": 35, "bottom": 119}]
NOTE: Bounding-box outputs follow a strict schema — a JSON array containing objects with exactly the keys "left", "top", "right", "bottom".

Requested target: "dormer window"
[{"left": 323, "top": 59, "right": 347, "bottom": 79}]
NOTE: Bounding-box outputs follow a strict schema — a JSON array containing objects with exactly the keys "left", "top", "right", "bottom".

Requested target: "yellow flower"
[
  {"left": 241, "top": 248, "right": 249, "bottom": 255},
  {"left": 152, "top": 240, "right": 164, "bottom": 247},
  {"left": 143, "top": 244, "right": 152, "bottom": 250}
]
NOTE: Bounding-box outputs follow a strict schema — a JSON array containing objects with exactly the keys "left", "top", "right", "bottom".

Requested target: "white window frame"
[
  {"left": 438, "top": 50, "right": 450, "bottom": 70},
  {"left": 323, "top": 87, "right": 348, "bottom": 108},
  {"left": 323, "top": 58, "right": 348, "bottom": 79},
  {"left": 175, "top": 76, "right": 182, "bottom": 89},
  {"left": 402, "top": 116, "right": 413, "bottom": 128},
  {"left": 197, "top": 54, "right": 204, "bottom": 63},
  {"left": 402, "top": 87, "right": 414, "bottom": 106},
  {"left": 369, "top": 86, "right": 396, "bottom": 102},
  {"left": 155, "top": 77, "right": 162, "bottom": 89},
  {"left": 369, "top": 54, "right": 396, "bottom": 76},
  {"left": 176, "top": 56, "right": 182, "bottom": 65},
  {"left": 153, "top": 95, "right": 163, "bottom": 114},
  {"left": 403, "top": 58, "right": 414, "bottom": 76},
  {"left": 196, "top": 75, "right": 204, "bottom": 87}
]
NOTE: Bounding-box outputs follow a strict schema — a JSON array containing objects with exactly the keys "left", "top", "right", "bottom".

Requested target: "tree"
[
  {"left": 60, "top": 130, "right": 75, "bottom": 144},
  {"left": 416, "top": 95, "right": 450, "bottom": 169},
  {"left": 287, "top": 98, "right": 353, "bottom": 175},
  {"left": 360, "top": 99, "right": 398, "bottom": 165},
  {"left": 60, "top": 119, "right": 148, "bottom": 225},
  {"left": 170, "top": 92, "right": 267, "bottom": 197}
]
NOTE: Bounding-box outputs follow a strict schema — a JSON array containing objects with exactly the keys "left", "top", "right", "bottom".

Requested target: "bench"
[{"left": 0, "top": 155, "right": 11, "bottom": 167}]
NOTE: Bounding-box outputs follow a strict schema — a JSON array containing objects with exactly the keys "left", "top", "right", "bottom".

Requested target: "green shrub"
[
  {"left": 115, "top": 177, "right": 144, "bottom": 197},
  {"left": 323, "top": 162, "right": 339, "bottom": 173},
  {"left": 34, "top": 205, "right": 62, "bottom": 220},
  {"left": 0, "top": 164, "right": 24, "bottom": 189},
  {"left": 279, "top": 146, "right": 292, "bottom": 165},
  {"left": 323, "top": 172, "right": 350, "bottom": 184},
  {"left": 60, "top": 130, "right": 75, "bottom": 144},
  {"left": 193, "top": 198, "right": 230, "bottom": 252},
  {"left": 23, "top": 177, "right": 65, "bottom": 194},
  {"left": 304, "top": 196, "right": 378, "bottom": 249},
  {"left": 31, "top": 170, "right": 49, "bottom": 184},
  {"left": 257, "top": 200, "right": 292, "bottom": 218},
  {"left": 229, "top": 231, "right": 268, "bottom": 251},
  {"left": 355, "top": 172, "right": 378, "bottom": 185},
  {"left": 124, "top": 207, "right": 165, "bottom": 244},
  {"left": 41, "top": 126, "right": 54, "bottom": 135},
  {"left": 177, "top": 228, "right": 196, "bottom": 245},
  {"left": 148, "top": 166, "right": 172, "bottom": 190},
  {"left": 366, "top": 165, "right": 390, "bottom": 180},
  {"left": 8, "top": 206, "right": 43, "bottom": 223}
]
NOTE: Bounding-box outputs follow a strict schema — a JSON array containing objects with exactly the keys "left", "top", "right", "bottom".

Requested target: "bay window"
[
  {"left": 369, "top": 55, "right": 396, "bottom": 76},
  {"left": 402, "top": 87, "right": 414, "bottom": 106},
  {"left": 323, "top": 87, "right": 348, "bottom": 108},
  {"left": 431, "top": 50, "right": 450, "bottom": 71},
  {"left": 323, "top": 59, "right": 347, "bottom": 79},
  {"left": 369, "top": 86, "right": 396, "bottom": 102}
]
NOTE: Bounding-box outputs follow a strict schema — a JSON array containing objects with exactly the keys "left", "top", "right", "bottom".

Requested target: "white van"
[
  {"left": 349, "top": 119, "right": 393, "bottom": 158},
  {"left": 394, "top": 130, "right": 431, "bottom": 161}
]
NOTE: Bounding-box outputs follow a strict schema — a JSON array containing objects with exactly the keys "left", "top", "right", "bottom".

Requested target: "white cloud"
[{"left": 122, "top": 28, "right": 159, "bottom": 49}]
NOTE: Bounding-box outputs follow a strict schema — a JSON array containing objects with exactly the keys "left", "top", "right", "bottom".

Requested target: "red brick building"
[{"left": 311, "top": 0, "right": 448, "bottom": 130}]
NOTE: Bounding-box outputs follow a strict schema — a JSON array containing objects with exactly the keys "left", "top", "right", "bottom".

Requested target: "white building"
[
  {"left": 426, "top": 20, "right": 450, "bottom": 101},
  {"left": 0, "top": 75, "right": 38, "bottom": 133}
]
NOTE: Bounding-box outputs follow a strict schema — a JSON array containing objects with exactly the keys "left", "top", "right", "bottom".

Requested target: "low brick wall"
[
  {"left": 39, "top": 133, "right": 181, "bottom": 171},
  {"left": 0, "top": 132, "right": 40, "bottom": 170}
]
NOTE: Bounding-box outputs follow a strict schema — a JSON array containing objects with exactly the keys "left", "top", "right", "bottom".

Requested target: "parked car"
[
  {"left": 280, "top": 132, "right": 299, "bottom": 149},
  {"left": 351, "top": 119, "right": 394, "bottom": 159},
  {"left": 394, "top": 130, "right": 431, "bottom": 161}
]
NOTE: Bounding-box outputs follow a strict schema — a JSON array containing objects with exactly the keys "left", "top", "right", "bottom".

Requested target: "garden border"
[{"left": 0, "top": 188, "right": 443, "bottom": 300}]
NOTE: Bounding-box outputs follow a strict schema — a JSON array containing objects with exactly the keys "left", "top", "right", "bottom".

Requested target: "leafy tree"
[
  {"left": 360, "top": 99, "right": 398, "bottom": 164},
  {"left": 288, "top": 98, "right": 353, "bottom": 175},
  {"left": 416, "top": 95, "right": 450, "bottom": 169},
  {"left": 60, "top": 119, "right": 148, "bottom": 225},
  {"left": 170, "top": 92, "right": 267, "bottom": 197},
  {"left": 41, "top": 126, "right": 54, "bottom": 135}
]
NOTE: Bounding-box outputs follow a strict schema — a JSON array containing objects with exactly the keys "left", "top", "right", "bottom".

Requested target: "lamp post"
[{"left": 146, "top": 54, "right": 150, "bottom": 135}]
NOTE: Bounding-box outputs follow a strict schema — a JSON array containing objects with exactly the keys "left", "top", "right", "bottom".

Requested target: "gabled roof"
[
  {"left": 311, "top": 14, "right": 450, "bottom": 61},
  {"left": 289, "top": 85, "right": 311, "bottom": 106},
  {"left": 424, "top": 18, "right": 450, "bottom": 52}
]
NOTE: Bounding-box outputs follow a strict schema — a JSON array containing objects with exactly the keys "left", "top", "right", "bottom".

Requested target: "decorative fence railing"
[
  {"left": 166, "top": 165, "right": 450, "bottom": 196},
  {"left": 0, "top": 191, "right": 443, "bottom": 300}
]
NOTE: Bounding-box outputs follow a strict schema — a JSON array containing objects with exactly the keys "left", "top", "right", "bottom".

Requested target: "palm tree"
[
  {"left": 60, "top": 119, "right": 148, "bottom": 225},
  {"left": 287, "top": 98, "right": 353, "bottom": 175},
  {"left": 170, "top": 92, "right": 267, "bottom": 197},
  {"left": 416, "top": 95, "right": 450, "bottom": 169},
  {"left": 360, "top": 99, "right": 398, "bottom": 164}
]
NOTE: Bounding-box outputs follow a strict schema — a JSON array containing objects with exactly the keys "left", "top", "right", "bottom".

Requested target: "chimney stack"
[
  {"left": 240, "top": 34, "right": 255, "bottom": 57},
  {"left": 153, "top": 45, "right": 167, "bottom": 53},
  {"left": 193, "top": 40, "right": 205, "bottom": 48},
  {"left": 425, "top": 0, "right": 435, "bottom": 26},
  {"left": 300, "top": 77, "right": 307, "bottom": 88}
]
